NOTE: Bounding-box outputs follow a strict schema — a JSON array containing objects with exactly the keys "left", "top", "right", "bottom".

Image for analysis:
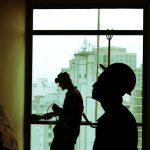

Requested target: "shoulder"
[{"left": 71, "top": 88, "right": 82, "bottom": 97}]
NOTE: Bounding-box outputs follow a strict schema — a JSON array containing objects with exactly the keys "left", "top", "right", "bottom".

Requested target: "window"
[{"left": 25, "top": 7, "right": 144, "bottom": 150}]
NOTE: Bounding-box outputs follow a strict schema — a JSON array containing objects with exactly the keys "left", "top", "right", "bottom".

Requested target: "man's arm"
[{"left": 31, "top": 112, "right": 56, "bottom": 120}]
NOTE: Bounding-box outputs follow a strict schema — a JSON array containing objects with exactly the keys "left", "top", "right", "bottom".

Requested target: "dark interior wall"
[
  {"left": 0, "top": 0, "right": 149, "bottom": 150},
  {"left": 0, "top": 0, "right": 25, "bottom": 150},
  {"left": 31, "top": 0, "right": 148, "bottom": 5}
]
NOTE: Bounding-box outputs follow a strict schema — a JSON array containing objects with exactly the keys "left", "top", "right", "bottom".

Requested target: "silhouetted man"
[
  {"left": 32, "top": 72, "right": 83, "bottom": 150},
  {"left": 92, "top": 63, "right": 138, "bottom": 150}
]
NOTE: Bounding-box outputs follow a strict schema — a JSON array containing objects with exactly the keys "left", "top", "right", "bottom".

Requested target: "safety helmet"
[{"left": 99, "top": 63, "right": 136, "bottom": 95}]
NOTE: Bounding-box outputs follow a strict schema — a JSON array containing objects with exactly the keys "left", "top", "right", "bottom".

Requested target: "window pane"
[
  {"left": 31, "top": 124, "right": 55, "bottom": 150},
  {"left": 31, "top": 8, "right": 144, "bottom": 150},
  {"left": 100, "top": 9, "right": 143, "bottom": 30},
  {"left": 31, "top": 125, "right": 142, "bottom": 150},
  {"left": 33, "top": 9, "right": 98, "bottom": 30},
  {"left": 32, "top": 35, "right": 98, "bottom": 123},
  {"left": 33, "top": 9, "right": 143, "bottom": 30},
  {"left": 32, "top": 35, "right": 143, "bottom": 123}
]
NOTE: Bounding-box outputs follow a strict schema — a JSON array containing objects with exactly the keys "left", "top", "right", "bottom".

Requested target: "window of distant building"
[{"left": 25, "top": 6, "right": 145, "bottom": 150}]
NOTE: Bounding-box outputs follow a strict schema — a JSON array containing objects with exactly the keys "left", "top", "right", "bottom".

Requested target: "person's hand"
[
  {"left": 41, "top": 112, "right": 54, "bottom": 120},
  {"left": 31, "top": 114, "right": 42, "bottom": 121},
  {"left": 52, "top": 103, "right": 61, "bottom": 114}
]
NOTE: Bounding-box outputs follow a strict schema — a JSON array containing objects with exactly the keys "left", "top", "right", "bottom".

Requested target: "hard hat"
[{"left": 99, "top": 63, "right": 136, "bottom": 95}]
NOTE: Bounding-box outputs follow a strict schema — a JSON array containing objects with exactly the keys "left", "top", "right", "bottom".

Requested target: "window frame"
[{"left": 25, "top": 4, "right": 146, "bottom": 150}]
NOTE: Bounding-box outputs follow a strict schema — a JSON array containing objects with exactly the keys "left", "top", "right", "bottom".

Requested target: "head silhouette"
[
  {"left": 92, "top": 63, "right": 136, "bottom": 107},
  {"left": 55, "top": 72, "right": 73, "bottom": 90}
]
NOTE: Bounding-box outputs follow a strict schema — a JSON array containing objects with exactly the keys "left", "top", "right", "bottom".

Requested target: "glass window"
[
  {"left": 33, "top": 9, "right": 143, "bottom": 30},
  {"left": 26, "top": 8, "right": 144, "bottom": 150},
  {"left": 100, "top": 9, "right": 143, "bottom": 30},
  {"left": 33, "top": 9, "right": 98, "bottom": 30}
]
